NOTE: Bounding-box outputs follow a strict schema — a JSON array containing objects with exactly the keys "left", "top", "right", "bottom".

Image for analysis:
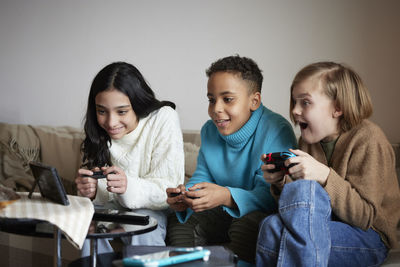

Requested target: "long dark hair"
[{"left": 81, "top": 62, "right": 175, "bottom": 169}]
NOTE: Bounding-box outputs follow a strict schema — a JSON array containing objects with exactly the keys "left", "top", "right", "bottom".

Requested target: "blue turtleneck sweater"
[{"left": 177, "top": 104, "right": 297, "bottom": 222}]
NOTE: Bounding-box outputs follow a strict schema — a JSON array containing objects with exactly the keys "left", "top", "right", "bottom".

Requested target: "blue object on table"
[{"left": 122, "top": 247, "right": 210, "bottom": 266}]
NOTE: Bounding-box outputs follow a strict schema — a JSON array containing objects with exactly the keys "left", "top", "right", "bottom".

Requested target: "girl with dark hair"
[{"left": 75, "top": 62, "right": 184, "bottom": 255}]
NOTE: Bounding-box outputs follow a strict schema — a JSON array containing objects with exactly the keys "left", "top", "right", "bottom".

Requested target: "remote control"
[{"left": 93, "top": 209, "right": 150, "bottom": 225}]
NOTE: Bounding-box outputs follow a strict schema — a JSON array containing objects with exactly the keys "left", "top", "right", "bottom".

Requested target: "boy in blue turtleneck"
[{"left": 166, "top": 55, "right": 297, "bottom": 265}]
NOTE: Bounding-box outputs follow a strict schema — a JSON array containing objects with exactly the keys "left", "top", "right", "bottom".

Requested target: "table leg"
[
  {"left": 53, "top": 227, "right": 61, "bottom": 267},
  {"left": 91, "top": 238, "right": 98, "bottom": 267}
]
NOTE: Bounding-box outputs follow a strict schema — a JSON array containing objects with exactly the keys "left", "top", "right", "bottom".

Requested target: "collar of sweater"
[{"left": 219, "top": 104, "right": 264, "bottom": 148}]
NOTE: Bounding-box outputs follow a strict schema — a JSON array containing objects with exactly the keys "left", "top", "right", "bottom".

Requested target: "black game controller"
[
  {"left": 170, "top": 192, "right": 198, "bottom": 199},
  {"left": 264, "top": 152, "right": 297, "bottom": 173},
  {"left": 84, "top": 171, "right": 108, "bottom": 179}
]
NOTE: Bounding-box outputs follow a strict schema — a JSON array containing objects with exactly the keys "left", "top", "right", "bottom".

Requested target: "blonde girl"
[{"left": 257, "top": 62, "right": 400, "bottom": 266}]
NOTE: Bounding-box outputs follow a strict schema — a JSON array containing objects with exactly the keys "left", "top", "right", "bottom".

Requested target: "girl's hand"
[
  {"left": 166, "top": 184, "right": 189, "bottom": 212},
  {"left": 75, "top": 168, "right": 99, "bottom": 199},
  {"left": 103, "top": 166, "right": 127, "bottom": 194},
  {"left": 287, "top": 149, "right": 330, "bottom": 186},
  {"left": 260, "top": 154, "right": 286, "bottom": 189},
  {"left": 184, "top": 182, "right": 233, "bottom": 213}
]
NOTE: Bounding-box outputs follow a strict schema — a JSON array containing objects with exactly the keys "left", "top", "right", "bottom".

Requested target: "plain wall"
[{"left": 0, "top": 0, "right": 399, "bottom": 143}]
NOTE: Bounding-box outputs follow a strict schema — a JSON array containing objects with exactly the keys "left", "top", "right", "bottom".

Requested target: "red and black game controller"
[{"left": 263, "top": 152, "right": 297, "bottom": 173}]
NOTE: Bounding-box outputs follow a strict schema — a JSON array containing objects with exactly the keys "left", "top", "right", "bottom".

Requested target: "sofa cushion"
[
  {"left": 32, "top": 126, "right": 84, "bottom": 181},
  {"left": 32, "top": 126, "right": 84, "bottom": 195},
  {"left": 0, "top": 123, "right": 39, "bottom": 191},
  {"left": 183, "top": 142, "right": 200, "bottom": 184},
  {"left": 182, "top": 131, "right": 201, "bottom": 147}
]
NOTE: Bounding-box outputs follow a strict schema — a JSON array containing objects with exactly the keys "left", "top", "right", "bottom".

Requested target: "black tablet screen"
[{"left": 29, "top": 162, "right": 70, "bottom": 206}]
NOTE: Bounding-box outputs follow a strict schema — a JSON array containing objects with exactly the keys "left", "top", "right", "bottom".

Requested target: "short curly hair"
[{"left": 206, "top": 55, "right": 263, "bottom": 93}]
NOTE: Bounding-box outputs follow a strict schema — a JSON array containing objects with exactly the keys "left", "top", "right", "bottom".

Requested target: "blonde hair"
[{"left": 290, "top": 62, "right": 373, "bottom": 132}]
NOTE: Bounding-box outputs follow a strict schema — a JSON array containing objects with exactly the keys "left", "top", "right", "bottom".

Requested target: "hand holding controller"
[
  {"left": 84, "top": 171, "right": 115, "bottom": 179},
  {"left": 263, "top": 151, "right": 297, "bottom": 173},
  {"left": 170, "top": 192, "right": 199, "bottom": 199}
]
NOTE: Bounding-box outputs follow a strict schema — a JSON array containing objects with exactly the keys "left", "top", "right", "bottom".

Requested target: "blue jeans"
[{"left": 256, "top": 180, "right": 388, "bottom": 267}]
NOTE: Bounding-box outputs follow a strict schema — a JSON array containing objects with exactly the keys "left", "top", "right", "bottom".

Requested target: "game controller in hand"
[
  {"left": 263, "top": 151, "right": 297, "bottom": 173},
  {"left": 84, "top": 171, "right": 114, "bottom": 179},
  {"left": 169, "top": 192, "right": 199, "bottom": 199}
]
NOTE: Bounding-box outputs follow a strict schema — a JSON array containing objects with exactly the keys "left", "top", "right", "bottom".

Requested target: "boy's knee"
[
  {"left": 166, "top": 223, "right": 194, "bottom": 246},
  {"left": 227, "top": 211, "right": 270, "bottom": 263},
  {"left": 166, "top": 213, "right": 201, "bottom": 246},
  {"left": 229, "top": 211, "right": 269, "bottom": 237}
]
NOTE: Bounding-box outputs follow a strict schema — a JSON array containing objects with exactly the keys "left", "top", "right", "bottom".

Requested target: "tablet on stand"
[{"left": 29, "top": 162, "right": 70, "bottom": 206}]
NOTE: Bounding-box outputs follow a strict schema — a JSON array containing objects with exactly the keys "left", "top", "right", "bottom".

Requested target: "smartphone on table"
[{"left": 122, "top": 247, "right": 210, "bottom": 266}]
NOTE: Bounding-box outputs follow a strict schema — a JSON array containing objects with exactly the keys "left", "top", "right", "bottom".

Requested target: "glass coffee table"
[{"left": 0, "top": 214, "right": 158, "bottom": 267}]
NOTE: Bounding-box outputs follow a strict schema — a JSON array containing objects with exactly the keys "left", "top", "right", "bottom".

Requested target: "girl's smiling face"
[
  {"left": 95, "top": 89, "right": 138, "bottom": 140},
  {"left": 291, "top": 76, "right": 342, "bottom": 144},
  {"left": 207, "top": 72, "right": 260, "bottom": 136}
]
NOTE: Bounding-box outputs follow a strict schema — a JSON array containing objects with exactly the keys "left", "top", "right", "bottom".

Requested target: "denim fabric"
[{"left": 256, "top": 180, "right": 388, "bottom": 267}]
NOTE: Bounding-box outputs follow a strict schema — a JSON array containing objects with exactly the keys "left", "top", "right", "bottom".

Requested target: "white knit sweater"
[{"left": 93, "top": 106, "right": 184, "bottom": 210}]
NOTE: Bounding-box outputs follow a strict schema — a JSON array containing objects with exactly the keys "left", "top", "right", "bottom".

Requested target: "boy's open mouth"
[
  {"left": 215, "top": 119, "right": 230, "bottom": 127},
  {"left": 299, "top": 122, "right": 308, "bottom": 129}
]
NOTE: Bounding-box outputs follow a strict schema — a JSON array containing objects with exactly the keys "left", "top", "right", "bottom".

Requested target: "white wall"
[{"left": 1, "top": 0, "right": 399, "bottom": 143}]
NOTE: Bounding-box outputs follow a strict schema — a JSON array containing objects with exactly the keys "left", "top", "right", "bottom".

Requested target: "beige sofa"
[{"left": 0, "top": 122, "right": 399, "bottom": 266}]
